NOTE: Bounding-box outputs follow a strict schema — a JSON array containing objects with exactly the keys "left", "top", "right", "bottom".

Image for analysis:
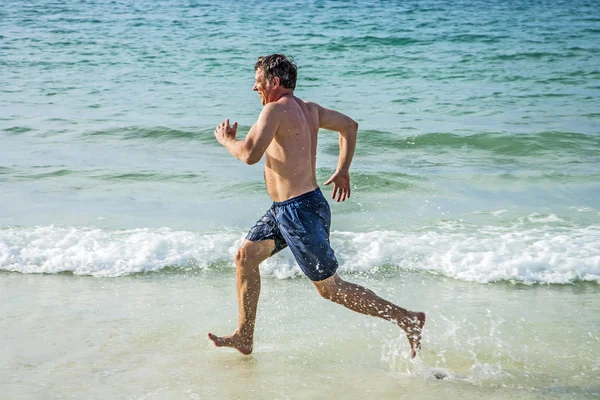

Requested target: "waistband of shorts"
[{"left": 273, "top": 187, "right": 322, "bottom": 207}]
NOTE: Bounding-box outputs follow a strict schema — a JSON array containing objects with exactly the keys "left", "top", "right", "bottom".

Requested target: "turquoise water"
[
  {"left": 1, "top": 0, "right": 600, "bottom": 398},
  {"left": 2, "top": 0, "right": 599, "bottom": 281}
]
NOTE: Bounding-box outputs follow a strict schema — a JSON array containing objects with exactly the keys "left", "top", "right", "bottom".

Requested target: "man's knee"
[
  {"left": 235, "top": 241, "right": 269, "bottom": 267},
  {"left": 235, "top": 246, "right": 250, "bottom": 266},
  {"left": 314, "top": 275, "right": 340, "bottom": 300}
]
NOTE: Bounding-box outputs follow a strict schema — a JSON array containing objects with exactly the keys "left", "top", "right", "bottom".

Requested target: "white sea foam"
[
  {"left": 527, "top": 213, "right": 564, "bottom": 223},
  {"left": 1, "top": 223, "right": 599, "bottom": 284},
  {"left": 569, "top": 206, "right": 595, "bottom": 213},
  {"left": 0, "top": 226, "right": 243, "bottom": 277}
]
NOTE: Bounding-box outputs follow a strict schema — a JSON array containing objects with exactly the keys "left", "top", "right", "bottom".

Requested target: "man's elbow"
[
  {"left": 345, "top": 119, "right": 358, "bottom": 135},
  {"left": 243, "top": 152, "right": 262, "bottom": 165},
  {"left": 245, "top": 157, "right": 260, "bottom": 165},
  {"left": 239, "top": 142, "right": 261, "bottom": 165}
]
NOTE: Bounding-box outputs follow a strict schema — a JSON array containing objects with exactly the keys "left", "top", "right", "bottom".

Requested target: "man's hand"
[
  {"left": 324, "top": 169, "right": 351, "bottom": 202},
  {"left": 214, "top": 119, "right": 238, "bottom": 145}
]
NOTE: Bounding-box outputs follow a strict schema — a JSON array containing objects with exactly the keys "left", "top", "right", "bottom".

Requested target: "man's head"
[{"left": 253, "top": 54, "right": 297, "bottom": 105}]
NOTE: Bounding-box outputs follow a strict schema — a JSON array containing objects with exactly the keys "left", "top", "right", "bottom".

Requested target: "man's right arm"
[
  {"left": 216, "top": 103, "right": 279, "bottom": 165},
  {"left": 311, "top": 102, "right": 358, "bottom": 202}
]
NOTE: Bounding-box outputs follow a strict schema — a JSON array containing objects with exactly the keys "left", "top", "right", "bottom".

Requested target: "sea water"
[{"left": 1, "top": 0, "right": 599, "bottom": 398}]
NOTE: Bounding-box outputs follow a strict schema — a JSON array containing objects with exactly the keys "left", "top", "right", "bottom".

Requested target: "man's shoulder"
[
  {"left": 263, "top": 97, "right": 316, "bottom": 115},
  {"left": 258, "top": 102, "right": 293, "bottom": 129},
  {"left": 258, "top": 102, "right": 283, "bottom": 120},
  {"left": 303, "top": 100, "right": 320, "bottom": 110},
  {"left": 262, "top": 100, "right": 289, "bottom": 113}
]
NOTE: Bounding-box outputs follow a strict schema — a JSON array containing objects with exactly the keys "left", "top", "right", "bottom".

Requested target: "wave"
[
  {"left": 1, "top": 222, "right": 598, "bottom": 284},
  {"left": 444, "top": 33, "right": 510, "bottom": 44},
  {"left": 355, "top": 35, "right": 423, "bottom": 46},
  {"left": 488, "top": 51, "right": 574, "bottom": 61},
  {"left": 5, "top": 168, "right": 208, "bottom": 183},
  {"left": 329, "top": 34, "right": 424, "bottom": 47},
  {"left": 22, "top": 125, "right": 599, "bottom": 160},
  {"left": 349, "top": 130, "right": 600, "bottom": 157},
  {"left": 83, "top": 126, "right": 220, "bottom": 143},
  {"left": 6, "top": 164, "right": 595, "bottom": 192},
  {"left": 315, "top": 168, "right": 428, "bottom": 192},
  {"left": 3, "top": 126, "right": 33, "bottom": 134}
]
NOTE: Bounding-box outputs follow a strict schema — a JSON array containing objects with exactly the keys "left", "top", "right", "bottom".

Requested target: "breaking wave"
[{"left": 1, "top": 221, "right": 598, "bottom": 284}]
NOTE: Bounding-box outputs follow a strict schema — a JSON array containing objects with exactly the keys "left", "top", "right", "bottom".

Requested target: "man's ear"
[{"left": 272, "top": 76, "right": 280, "bottom": 88}]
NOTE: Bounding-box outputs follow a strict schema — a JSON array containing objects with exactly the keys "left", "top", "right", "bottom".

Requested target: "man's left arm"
[
  {"left": 308, "top": 102, "right": 358, "bottom": 202},
  {"left": 214, "top": 104, "right": 279, "bottom": 165}
]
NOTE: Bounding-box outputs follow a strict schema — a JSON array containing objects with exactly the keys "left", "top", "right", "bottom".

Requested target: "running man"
[{"left": 209, "top": 54, "right": 425, "bottom": 358}]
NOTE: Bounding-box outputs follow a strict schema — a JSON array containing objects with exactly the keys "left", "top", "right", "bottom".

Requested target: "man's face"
[{"left": 253, "top": 68, "right": 273, "bottom": 106}]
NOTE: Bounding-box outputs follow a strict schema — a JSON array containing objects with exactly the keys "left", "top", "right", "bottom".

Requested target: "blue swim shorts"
[{"left": 246, "top": 187, "right": 339, "bottom": 281}]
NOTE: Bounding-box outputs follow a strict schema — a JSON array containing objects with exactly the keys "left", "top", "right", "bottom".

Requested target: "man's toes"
[{"left": 207, "top": 333, "right": 223, "bottom": 346}]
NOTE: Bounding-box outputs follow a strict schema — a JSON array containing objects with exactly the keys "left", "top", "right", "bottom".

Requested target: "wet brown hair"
[{"left": 254, "top": 54, "right": 297, "bottom": 90}]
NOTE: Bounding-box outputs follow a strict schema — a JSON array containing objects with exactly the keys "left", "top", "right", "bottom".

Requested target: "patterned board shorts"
[{"left": 246, "top": 187, "right": 339, "bottom": 281}]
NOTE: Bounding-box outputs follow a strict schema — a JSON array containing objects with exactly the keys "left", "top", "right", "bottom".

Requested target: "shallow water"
[{"left": 1, "top": 271, "right": 598, "bottom": 399}]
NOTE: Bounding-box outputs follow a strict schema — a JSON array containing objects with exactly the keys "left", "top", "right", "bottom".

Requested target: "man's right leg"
[{"left": 208, "top": 239, "right": 275, "bottom": 355}]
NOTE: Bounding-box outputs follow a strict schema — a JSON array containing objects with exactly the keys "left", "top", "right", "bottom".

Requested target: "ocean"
[{"left": 1, "top": 0, "right": 599, "bottom": 398}]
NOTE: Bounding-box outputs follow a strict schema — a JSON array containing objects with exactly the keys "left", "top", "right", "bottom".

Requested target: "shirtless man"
[{"left": 209, "top": 54, "right": 425, "bottom": 358}]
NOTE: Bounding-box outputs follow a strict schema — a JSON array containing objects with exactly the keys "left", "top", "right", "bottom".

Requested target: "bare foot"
[
  {"left": 207, "top": 332, "right": 253, "bottom": 355},
  {"left": 399, "top": 312, "right": 426, "bottom": 358}
]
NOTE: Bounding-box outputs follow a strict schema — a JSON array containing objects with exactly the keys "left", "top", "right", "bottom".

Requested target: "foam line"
[{"left": 1, "top": 222, "right": 599, "bottom": 283}]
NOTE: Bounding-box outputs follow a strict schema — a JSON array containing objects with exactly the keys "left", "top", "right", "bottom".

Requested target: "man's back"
[{"left": 264, "top": 95, "right": 320, "bottom": 202}]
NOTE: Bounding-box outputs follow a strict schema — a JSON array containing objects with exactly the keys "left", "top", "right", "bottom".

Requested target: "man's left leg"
[{"left": 313, "top": 273, "right": 425, "bottom": 358}]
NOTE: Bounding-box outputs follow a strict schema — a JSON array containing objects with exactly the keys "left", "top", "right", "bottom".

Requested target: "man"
[{"left": 209, "top": 54, "right": 425, "bottom": 358}]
